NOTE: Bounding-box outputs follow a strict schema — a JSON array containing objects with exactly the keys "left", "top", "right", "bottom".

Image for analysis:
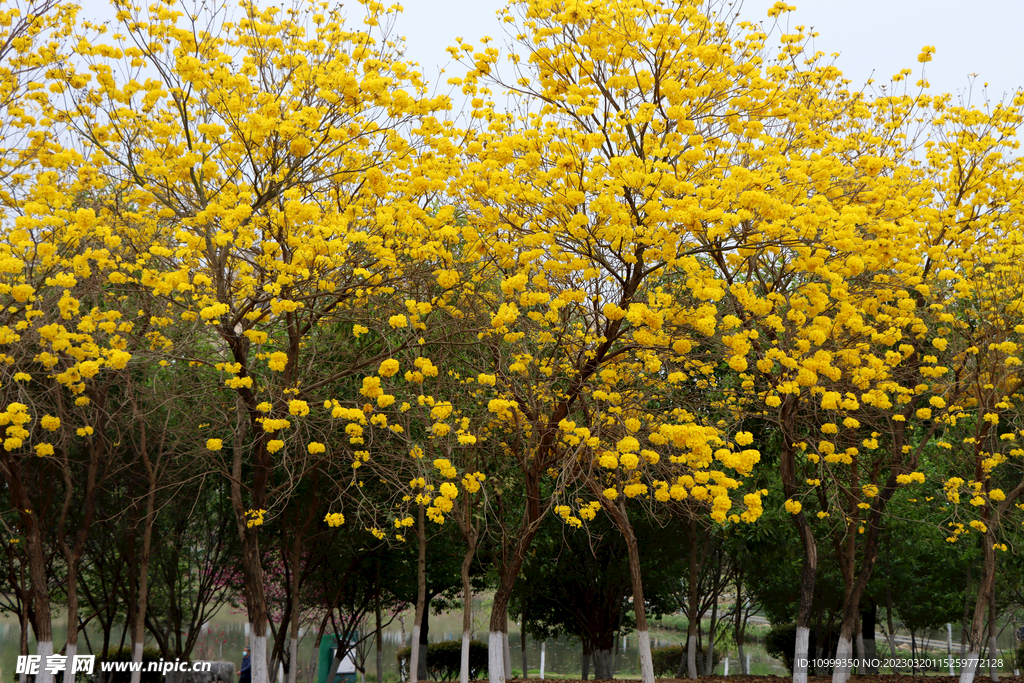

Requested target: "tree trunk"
[
  {"left": 854, "top": 613, "right": 864, "bottom": 675},
  {"left": 604, "top": 501, "right": 654, "bottom": 683},
  {"left": 417, "top": 601, "right": 430, "bottom": 683},
  {"left": 287, "top": 611, "right": 299, "bottom": 683},
  {"left": 24, "top": 502, "right": 53, "bottom": 683},
  {"left": 684, "top": 518, "right": 703, "bottom": 680},
  {"left": 520, "top": 626, "right": 528, "bottom": 679},
  {"left": 958, "top": 531, "right": 996, "bottom": 683},
  {"left": 735, "top": 574, "right": 748, "bottom": 675},
  {"left": 63, "top": 561, "right": 80, "bottom": 683},
  {"left": 948, "top": 624, "right": 955, "bottom": 676},
  {"left": 376, "top": 583, "right": 384, "bottom": 683},
  {"left": 230, "top": 397, "right": 271, "bottom": 683},
  {"left": 409, "top": 505, "right": 426, "bottom": 683},
  {"left": 310, "top": 617, "right": 328, "bottom": 683},
  {"left": 862, "top": 601, "right": 878, "bottom": 673},
  {"left": 987, "top": 583, "right": 998, "bottom": 683},
  {"left": 884, "top": 543, "right": 900, "bottom": 674},
  {"left": 829, "top": 486, "right": 894, "bottom": 683},
  {"left": 456, "top": 501, "right": 479, "bottom": 683},
  {"left": 503, "top": 632, "right": 512, "bottom": 681},
  {"left": 19, "top": 599, "right": 28, "bottom": 683},
  {"left": 130, "top": 449, "right": 158, "bottom": 683},
  {"left": 961, "top": 561, "right": 972, "bottom": 659},
  {"left": 488, "top": 557, "right": 527, "bottom": 683},
  {"left": 581, "top": 642, "right": 591, "bottom": 681},
  {"left": 592, "top": 650, "right": 614, "bottom": 680},
  {"left": 704, "top": 558, "right": 720, "bottom": 677},
  {"left": 780, "top": 399, "right": 817, "bottom": 683}
]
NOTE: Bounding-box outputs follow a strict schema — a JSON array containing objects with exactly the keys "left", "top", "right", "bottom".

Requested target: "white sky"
[
  {"left": 394, "top": 0, "right": 1024, "bottom": 103},
  {"left": 72, "top": 0, "right": 1023, "bottom": 103}
]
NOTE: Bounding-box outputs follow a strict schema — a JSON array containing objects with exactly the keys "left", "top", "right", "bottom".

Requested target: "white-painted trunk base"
[
  {"left": 948, "top": 625, "right": 955, "bottom": 676},
  {"left": 724, "top": 658, "right": 730, "bottom": 676},
  {"left": 959, "top": 651, "right": 979, "bottom": 683},
  {"left": 36, "top": 641, "right": 54, "bottom": 683},
  {"left": 987, "top": 637, "right": 999, "bottom": 682},
  {"left": 278, "top": 663, "right": 284, "bottom": 683},
  {"left": 287, "top": 637, "right": 298, "bottom": 683},
  {"left": 502, "top": 633, "right": 511, "bottom": 681},
  {"left": 855, "top": 634, "right": 865, "bottom": 674},
  {"left": 461, "top": 632, "right": 471, "bottom": 683},
  {"left": 129, "top": 641, "right": 143, "bottom": 683},
  {"left": 252, "top": 635, "right": 269, "bottom": 683},
  {"left": 409, "top": 625, "right": 421, "bottom": 683},
  {"left": 831, "top": 635, "right": 853, "bottom": 683},
  {"left": 540, "top": 641, "right": 546, "bottom": 680},
  {"left": 746, "top": 654, "right": 751, "bottom": 675},
  {"left": 488, "top": 632, "right": 504, "bottom": 683},
  {"left": 637, "top": 631, "right": 654, "bottom": 683},
  {"left": 63, "top": 642, "right": 78, "bottom": 683},
  {"left": 60, "top": 643, "right": 77, "bottom": 683},
  {"left": 793, "top": 627, "right": 810, "bottom": 683}
]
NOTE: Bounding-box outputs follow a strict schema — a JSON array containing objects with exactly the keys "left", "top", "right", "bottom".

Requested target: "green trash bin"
[{"left": 318, "top": 634, "right": 358, "bottom": 683}]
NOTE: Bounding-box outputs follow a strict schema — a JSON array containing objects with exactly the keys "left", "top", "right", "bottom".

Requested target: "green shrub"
[
  {"left": 652, "top": 615, "right": 689, "bottom": 632},
  {"left": 96, "top": 646, "right": 164, "bottom": 683},
  {"left": 650, "top": 645, "right": 719, "bottom": 677},
  {"left": 764, "top": 624, "right": 817, "bottom": 675},
  {"left": 396, "top": 640, "right": 488, "bottom": 681}
]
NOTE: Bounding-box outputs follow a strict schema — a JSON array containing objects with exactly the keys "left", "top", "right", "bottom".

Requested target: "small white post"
[
  {"left": 947, "top": 624, "right": 955, "bottom": 676},
  {"left": 746, "top": 654, "right": 751, "bottom": 674},
  {"left": 539, "top": 642, "right": 546, "bottom": 680}
]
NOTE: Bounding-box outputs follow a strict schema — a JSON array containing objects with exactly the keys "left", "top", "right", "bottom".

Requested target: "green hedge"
[
  {"left": 650, "top": 645, "right": 719, "bottom": 677},
  {"left": 96, "top": 646, "right": 164, "bottom": 683},
  {"left": 396, "top": 640, "right": 487, "bottom": 682},
  {"left": 764, "top": 624, "right": 819, "bottom": 675}
]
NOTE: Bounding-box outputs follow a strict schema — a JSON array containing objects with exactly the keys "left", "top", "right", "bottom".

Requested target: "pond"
[{"left": 0, "top": 602, "right": 789, "bottom": 683}]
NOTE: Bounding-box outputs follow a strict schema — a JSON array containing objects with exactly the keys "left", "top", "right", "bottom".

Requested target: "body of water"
[{"left": 0, "top": 602, "right": 792, "bottom": 682}]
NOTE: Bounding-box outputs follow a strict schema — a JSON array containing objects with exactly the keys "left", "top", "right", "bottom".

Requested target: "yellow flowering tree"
[
  {"left": 442, "top": 0, "right": 861, "bottom": 678},
  {"left": 49, "top": 1, "right": 459, "bottom": 681},
  {"left": 0, "top": 1, "right": 131, "bottom": 678},
  {"left": 914, "top": 90, "right": 1024, "bottom": 683}
]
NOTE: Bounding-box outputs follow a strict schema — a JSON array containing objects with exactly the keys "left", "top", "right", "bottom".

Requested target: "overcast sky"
[
  {"left": 394, "top": 0, "right": 1024, "bottom": 103},
  {"left": 73, "top": 0, "right": 1023, "bottom": 103}
]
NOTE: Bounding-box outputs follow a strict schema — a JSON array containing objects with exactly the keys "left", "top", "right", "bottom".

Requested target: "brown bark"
[
  {"left": 454, "top": 471, "right": 480, "bottom": 683},
  {"left": 683, "top": 517, "right": 708, "bottom": 680},
  {"left": 780, "top": 397, "right": 817, "bottom": 640},
  {"left": 965, "top": 533, "right": 996, "bottom": 660},
  {"left": 409, "top": 504, "right": 427, "bottom": 683},
  {"left": 56, "top": 397, "right": 104, "bottom": 680},
  {"left": 230, "top": 394, "right": 270, "bottom": 683},
  {"left": 130, "top": 414, "right": 161, "bottom": 683},
  {"left": 0, "top": 447, "right": 53, "bottom": 672}
]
